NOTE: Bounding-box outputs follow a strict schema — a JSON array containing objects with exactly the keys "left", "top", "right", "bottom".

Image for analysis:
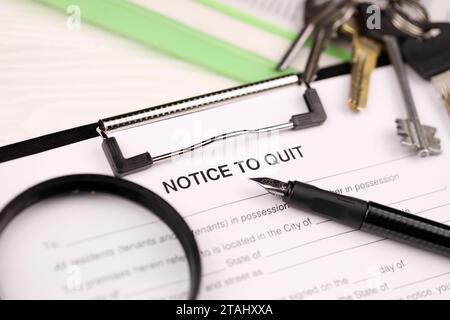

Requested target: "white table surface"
[{"left": 0, "top": 0, "right": 236, "bottom": 146}]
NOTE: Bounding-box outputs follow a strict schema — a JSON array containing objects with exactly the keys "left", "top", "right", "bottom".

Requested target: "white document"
[{"left": 0, "top": 67, "right": 449, "bottom": 300}]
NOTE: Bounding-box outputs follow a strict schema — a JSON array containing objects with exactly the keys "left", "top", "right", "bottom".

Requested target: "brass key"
[{"left": 341, "top": 18, "right": 382, "bottom": 112}]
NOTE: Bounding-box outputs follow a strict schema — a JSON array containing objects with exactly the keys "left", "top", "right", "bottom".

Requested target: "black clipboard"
[{"left": 0, "top": 58, "right": 389, "bottom": 164}]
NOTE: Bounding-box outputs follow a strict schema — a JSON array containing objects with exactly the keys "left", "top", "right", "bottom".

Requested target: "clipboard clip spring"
[{"left": 97, "top": 75, "right": 327, "bottom": 177}]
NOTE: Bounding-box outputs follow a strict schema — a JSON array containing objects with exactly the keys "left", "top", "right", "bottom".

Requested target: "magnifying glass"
[{"left": 0, "top": 175, "right": 201, "bottom": 300}]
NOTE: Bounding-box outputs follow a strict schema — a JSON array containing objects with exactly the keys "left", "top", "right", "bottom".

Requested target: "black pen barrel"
[
  {"left": 284, "top": 181, "right": 368, "bottom": 229},
  {"left": 284, "top": 180, "right": 450, "bottom": 257},
  {"left": 362, "top": 202, "right": 450, "bottom": 257}
]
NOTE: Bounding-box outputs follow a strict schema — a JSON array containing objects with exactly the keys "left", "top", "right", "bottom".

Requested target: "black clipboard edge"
[
  {"left": 0, "top": 123, "right": 98, "bottom": 164},
  {"left": 0, "top": 58, "right": 389, "bottom": 164}
]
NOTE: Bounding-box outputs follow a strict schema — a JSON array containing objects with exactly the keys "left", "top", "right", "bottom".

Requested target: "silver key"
[
  {"left": 384, "top": 36, "right": 441, "bottom": 156},
  {"left": 361, "top": 2, "right": 441, "bottom": 156}
]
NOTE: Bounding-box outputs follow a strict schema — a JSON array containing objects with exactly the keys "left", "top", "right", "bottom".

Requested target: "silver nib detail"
[{"left": 249, "top": 177, "right": 288, "bottom": 197}]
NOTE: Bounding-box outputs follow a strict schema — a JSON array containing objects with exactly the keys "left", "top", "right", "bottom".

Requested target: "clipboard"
[
  {"left": 0, "top": 61, "right": 389, "bottom": 164},
  {"left": 1, "top": 63, "right": 449, "bottom": 301}
]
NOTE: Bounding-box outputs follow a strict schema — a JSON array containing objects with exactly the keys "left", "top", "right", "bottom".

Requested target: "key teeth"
[
  {"left": 400, "top": 137, "right": 414, "bottom": 147},
  {"left": 397, "top": 128, "right": 408, "bottom": 137},
  {"left": 395, "top": 119, "right": 442, "bottom": 155},
  {"left": 396, "top": 119, "right": 413, "bottom": 139},
  {"left": 423, "top": 124, "right": 442, "bottom": 155},
  {"left": 427, "top": 136, "right": 442, "bottom": 155},
  {"left": 395, "top": 119, "right": 408, "bottom": 136},
  {"left": 422, "top": 125, "right": 437, "bottom": 136}
]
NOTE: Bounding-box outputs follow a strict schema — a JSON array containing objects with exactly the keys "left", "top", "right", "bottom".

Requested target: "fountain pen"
[{"left": 250, "top": 178, "right": 450, "bottom": 257}]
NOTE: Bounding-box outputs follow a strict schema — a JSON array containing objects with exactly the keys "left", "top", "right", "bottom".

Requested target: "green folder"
[{"left": 37, "top": 0, "right": 350, "bottom": 83}]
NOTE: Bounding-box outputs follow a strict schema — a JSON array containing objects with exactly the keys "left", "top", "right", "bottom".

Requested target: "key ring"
[
  {"left": 0, "top": 174, "right": 202, "bottom": 300},
  {"left": 387, "top": 0, "right": 429, "bottom": 38}
]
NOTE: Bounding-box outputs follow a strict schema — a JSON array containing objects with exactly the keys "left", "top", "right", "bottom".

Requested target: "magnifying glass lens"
[{"left": 0, "top": 192, "right": 190, "bottom": 300}]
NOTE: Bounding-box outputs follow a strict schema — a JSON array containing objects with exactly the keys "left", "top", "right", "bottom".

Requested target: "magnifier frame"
[{"left": 0, "top": 174, "right": 201, "bottom": 300}]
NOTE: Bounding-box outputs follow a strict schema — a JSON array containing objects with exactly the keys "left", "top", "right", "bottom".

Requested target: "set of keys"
[{"left": 278, "top": 0, "right": 450, "bottom": 157}]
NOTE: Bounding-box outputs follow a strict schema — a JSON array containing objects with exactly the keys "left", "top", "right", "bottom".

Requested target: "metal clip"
[{"left": 98, "top": 75, "right": 327, "bottom": 177}]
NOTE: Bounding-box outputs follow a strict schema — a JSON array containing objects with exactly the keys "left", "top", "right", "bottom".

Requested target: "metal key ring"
[
  {"left": 0, "top": 174, "right": 202, "bottom": 300},
  {"left": 387, "top": 0, "right": 429, "bottom": 38}
]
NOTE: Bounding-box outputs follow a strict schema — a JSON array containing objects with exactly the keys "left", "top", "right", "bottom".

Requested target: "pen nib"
[{"left": 249, "top": 177, "right": 288, "bottom": 196}]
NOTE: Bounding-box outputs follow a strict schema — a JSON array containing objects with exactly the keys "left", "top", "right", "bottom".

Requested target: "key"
[
  {"left": 276, "top": 0, "right": 350, "bottom": 72},
  {"left": 358, "top": 3, "right": 441, "bottom": 156},
  {"left": 402, "top": 22, "right": 450, "bottom": 117},
  {"left": 341, "top": 17, "right": 382, "bottom": 111},
  {"left": 302, "top": 1, "right": 355, "bottom": 83},
  {"left": 386, "top": 36, "right": 441, "bottom": 156}
]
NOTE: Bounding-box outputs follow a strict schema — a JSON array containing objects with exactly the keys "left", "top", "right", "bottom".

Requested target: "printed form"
[{"left": 0, "top": 67, "right": 449, "bottom": 299}]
